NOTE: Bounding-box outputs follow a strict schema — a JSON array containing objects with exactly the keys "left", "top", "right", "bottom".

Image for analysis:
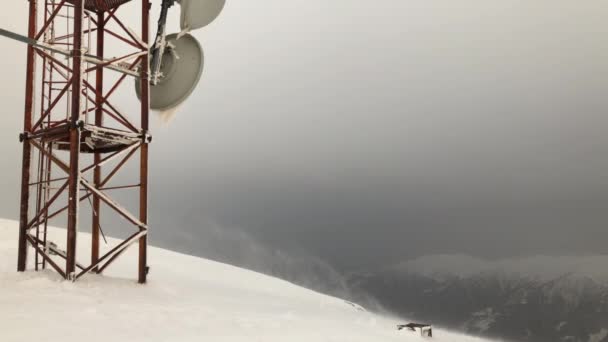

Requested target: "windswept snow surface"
[{"left": 0, "top": 219, "right": 492, "bottom": 342}]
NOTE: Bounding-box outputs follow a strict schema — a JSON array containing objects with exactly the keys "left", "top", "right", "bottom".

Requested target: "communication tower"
[{"left": 6, "top": 0, "right": 224, "bottom": 283}]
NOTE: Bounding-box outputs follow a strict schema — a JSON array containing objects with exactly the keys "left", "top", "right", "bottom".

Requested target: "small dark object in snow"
[{"left": 397, "top": 323, "right": 433, "bottom": 337}]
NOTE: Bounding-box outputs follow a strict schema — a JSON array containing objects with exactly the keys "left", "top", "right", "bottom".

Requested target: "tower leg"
[
  {"left": 17, "top": 144, "right": 32, "bottom": 272},
  {"left": 66, "top": 130, "right": 81, "bottom": 278},
  {"left": 92, "top": 11, "right": 105, "bottom": 272},
  {"left": 18, "top": 0, "right": 38, "bottom": 272},
  {"left": 138, "top": 144, "right": 148, "bottom": 284},
  {"left": 138, "top": 0, "right": 150, "bottom": 284},
  {"left": 65, "top": 0, "right": 84, "bottom": 279}
]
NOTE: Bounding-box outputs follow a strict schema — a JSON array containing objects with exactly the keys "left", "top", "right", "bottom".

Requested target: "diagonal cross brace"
[
  {"left": 75, "top": 230, "right": 146, "bottom": 279},
  {"left": 26, "top": 234, "right": 66, "bottom": 278},
  {"left": 81, "top": 179, "right": 148, "bottom": 230}
]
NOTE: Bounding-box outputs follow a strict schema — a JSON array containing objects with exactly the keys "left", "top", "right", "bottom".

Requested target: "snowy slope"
[
  {"left": 0, "top": 219, "right": 492, "bottom": 342},
  {"left": 349, "top": 255, "right": 608, "bottom": 342}
]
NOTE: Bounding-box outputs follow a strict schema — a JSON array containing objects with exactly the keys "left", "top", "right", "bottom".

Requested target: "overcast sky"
[{"left": 1, "top": 1, "right": 607, "bottom": 272}]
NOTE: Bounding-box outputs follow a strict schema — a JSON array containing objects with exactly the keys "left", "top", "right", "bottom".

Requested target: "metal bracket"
[
  {"left": 69, "top": 120, "right": 85, "bottom": 130},
  {"left": 19, "top": 132, "right": 30, "bottom": 142},
  {"left": 142, "top": 131, "right": 153, "bottom": 143},
  {"left": 150, "top": 0, "right": 176, "bottom": 85}
]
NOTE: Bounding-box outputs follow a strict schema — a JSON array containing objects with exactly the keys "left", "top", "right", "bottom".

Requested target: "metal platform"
[
  {"left": 26, "top": 123, "right": 147, "bottom": 154},
  {"left": 59, "top": 124, "right": 146, "bottom": 153},
  {"left": 66, "top": 0, "right": 134, "bottom": 12}
]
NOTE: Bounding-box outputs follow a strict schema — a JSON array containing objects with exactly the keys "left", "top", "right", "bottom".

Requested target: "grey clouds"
[{"left": 1, "top": 0, "right": 607, "bottom": 273}]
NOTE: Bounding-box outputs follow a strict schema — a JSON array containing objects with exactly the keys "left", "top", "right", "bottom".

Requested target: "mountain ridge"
[{"left": 348, "top": 255, "right": 608, "bottom": 342}]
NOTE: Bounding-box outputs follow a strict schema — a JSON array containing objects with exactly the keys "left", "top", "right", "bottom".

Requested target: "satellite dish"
[
  {"left": 178, "top": 0, "right": 226, "bottom": 31},
  {"left": 136, "top": 33, "right": 204, "bottom": 111}
]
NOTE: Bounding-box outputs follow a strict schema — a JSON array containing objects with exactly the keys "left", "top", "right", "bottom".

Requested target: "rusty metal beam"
[
  {"left": 29, "top": 176, "right": 69, "bottom": 187},
  {"left": 104, "top": 28, "right": 141, "bottom": 49},
  {"left": 98, "top": 143, "right": 140, "bottom": 186},
  {"left": 30, "top": 139, "right": 70, "bottom": 173},
  {"left": 76, "top": 230, "right": 147, "bottom": 279},
  {"left": 92, "top": 10, "right": 105, "bottom": 271},
  {"left": 26, "top": 180, "right": 69, "bottom": 231},
  {"left": 85, "top": 50, "right": 145, "bottom": 73},
  {"left": 43, "top": 144, "right": 139, "bottom": 223},
  {"left": 27, "top": 124, "right": 70, "bottom": 140},
  {"left": 18, "top": 0, "right": 38, "bottom": 272},
  {"left": 81, "top": 179, "right": 147, "bottom": 229},
  {"left": 26, "top": 235, "right": 66, "bottom": 278},
  {"left": 104, "top": 8, "right": 146, "bottom": 50},
  {"left": 31, "top": 77, "right": 73, "bottom": 132},
  {"left": 29, "top": 235, "right": 86, "bottom": 271},
  {"left": 100, "top": 184, "right": 141, "bottom": 191},
  {"left": 81, "top": 83, "right": 139, "bottom": 132},
  {"left": 35, "top": 0, "right": 67, "bottom": 40},
  {"left": 81, "top": 143, "right": 141, "bottom": 175},
  {"left": 65, "top": 0, "right": 85, "bottom": 278},
  {"left": 139, "top": 0, "right": 151, "bottom": 284}
]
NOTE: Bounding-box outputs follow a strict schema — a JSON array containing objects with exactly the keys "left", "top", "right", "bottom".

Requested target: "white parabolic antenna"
[
  {"left": 136, "top": 33, "right": 204, "bottom": 111},
  {"left": 179, "top": 0, "right": 226, "bottom": 31},
  {"left": 135, "top": 0, "right": 226, "bottom": 111}
]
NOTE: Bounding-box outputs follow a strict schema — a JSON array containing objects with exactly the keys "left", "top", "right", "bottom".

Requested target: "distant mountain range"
[{"left": 347, "top": 255, "right": 608, "bottom": 342}]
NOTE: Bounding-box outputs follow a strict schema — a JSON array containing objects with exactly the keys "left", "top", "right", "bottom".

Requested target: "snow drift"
[{"left": 0, "top": 219, "right": 492, "bottom": 342}]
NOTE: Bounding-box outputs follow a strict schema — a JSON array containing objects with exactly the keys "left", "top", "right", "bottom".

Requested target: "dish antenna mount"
[
  {"left": 0, "top": 0, "right": 225, "bottom": 111},
  {"left": 150, "top": 0, "right": 177, "bottom": 86},
  {"left": 144, "top": 0, "right": 226, "bottom": 110}
]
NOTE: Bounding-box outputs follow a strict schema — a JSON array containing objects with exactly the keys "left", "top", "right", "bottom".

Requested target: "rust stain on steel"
[
  {"left": 138, "top": 0, "right": 151, "bottom": 285},
  {"left": 17, "top": 0, "right": 38, "bottom": 272},
  {"left": 92, "top": 10, "right": 104, "bottom": 271},
  {"left": 65, "top": 0, "right": 85, "bottom": 278}
]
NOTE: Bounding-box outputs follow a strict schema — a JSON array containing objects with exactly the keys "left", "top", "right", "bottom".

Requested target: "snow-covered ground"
[{"left": 0, "top": 219, "right": 492, "bottom": 342}]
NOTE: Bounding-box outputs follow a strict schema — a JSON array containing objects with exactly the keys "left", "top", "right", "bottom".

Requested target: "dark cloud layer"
[{"left": 1, "top": 1, "right": 608, "bottom": 274}]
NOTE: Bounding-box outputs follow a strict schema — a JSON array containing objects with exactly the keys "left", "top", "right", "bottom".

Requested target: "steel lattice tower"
[{"left": 17, "top": 0, "right": 151, "bottom": 283}]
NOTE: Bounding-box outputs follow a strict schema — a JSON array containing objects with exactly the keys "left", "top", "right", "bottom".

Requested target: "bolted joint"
[
  {"left": 69, "top": 120, "right": 85, "bottom": 130},
  {"left": 69, "top": 47, "right": 87, "bottom": 57},
  {"left": 142, "top": 132, "right": 153, "bottom": 143}
]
